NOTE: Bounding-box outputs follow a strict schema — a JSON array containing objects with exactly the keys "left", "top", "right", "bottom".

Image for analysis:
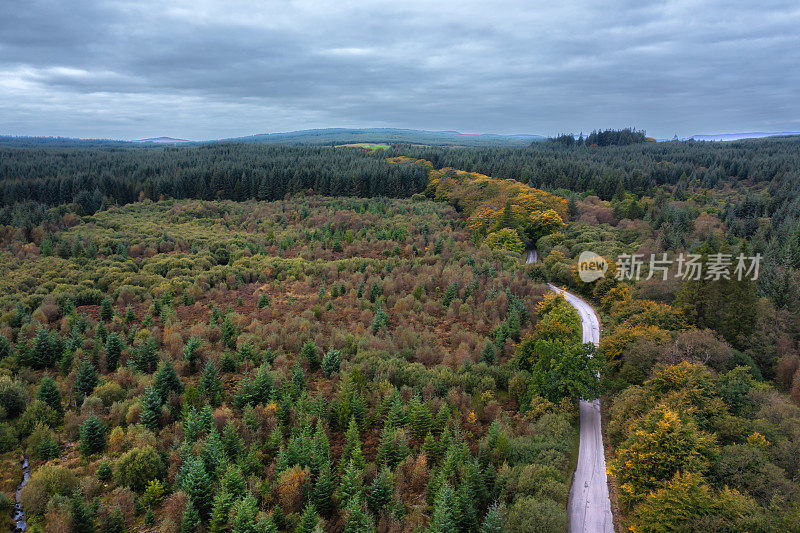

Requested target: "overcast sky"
[{"left": 1, "top": 0, "right": 798, "bottom": 140}]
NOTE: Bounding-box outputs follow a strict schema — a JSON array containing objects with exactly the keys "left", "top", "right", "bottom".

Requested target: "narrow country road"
[{"left": 526, "top": 249, "right": 614, "bottom": 533}]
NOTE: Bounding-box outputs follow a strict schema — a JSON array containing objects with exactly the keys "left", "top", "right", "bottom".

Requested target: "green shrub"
[
  {"left": 21, "top": 464, "right": 78, "bottom": 515},
  {"left": 507, "top": 496, "right": 566, "bottom": 533},
  {"left": 115, "top": 445, "right": 165, "bottom": 492}
]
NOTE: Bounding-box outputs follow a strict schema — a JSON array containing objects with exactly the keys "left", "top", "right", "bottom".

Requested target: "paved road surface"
[{"left": 526, "top": 249, "right": 614, "bottom": 532}]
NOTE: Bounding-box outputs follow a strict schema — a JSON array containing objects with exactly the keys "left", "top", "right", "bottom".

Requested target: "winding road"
[{"left": 526, "top": 249, "right": 614, "bottom": 533}]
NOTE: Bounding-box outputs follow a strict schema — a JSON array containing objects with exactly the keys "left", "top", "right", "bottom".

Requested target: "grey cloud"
[{"left": 0, "top": 0, "right": 798, "bottom": 139}]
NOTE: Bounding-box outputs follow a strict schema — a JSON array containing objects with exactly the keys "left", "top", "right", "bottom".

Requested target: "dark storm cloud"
[{"left": 1, "top": 0, "right": 798, "bottom": 139}]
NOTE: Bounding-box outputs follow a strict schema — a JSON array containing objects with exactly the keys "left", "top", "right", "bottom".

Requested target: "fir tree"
[
  {"left": 201, "top": 359, "right": 223, "bottom": 406},
  {"left": 428, "top": 483, "right": 458, "bottom": 533},
  {"left": 313, "top": 461, "right": 335, "bottom": 518},
  {"left": 70, "top": 493, "right": 94, "bottom": 533},
  {"left": 181, "top": 500, "right": 201, "bottom": 532},
  {"left": 339, "top": 459, "right": 363, "bottom": 507},
  {"left": 409, "top": 395, "right": 432, "bottom": 441},
  {"left": 153, "top": 361, "right": 183, "bottom": 403},
  {"left": 366, "top": 467, "right": 393, "bottom": 516},
  {"left": 301, "top": 340, "right": 319, "bottom": 371},
  {"left": 101, "top": 505, "right": 126, "bottom": 533},
  {"left": 231, "top": 492, "right": 259, "bottom": 533},
  {"left": 141, "top": 386, "right": 162, "bottom": 431},
  {"left": 182, "top": 456, "right": 213, "bottom": 520},
  {"left": 100, "top": 297, "right": 113, "bottom": 321},
  {"left": 479, "top": 502, "right": 507, "bottom": 533},
  {"left": 296, "top": 503, "right": 320, "bottom": 533},
  {"left": 342, "top": 417, "right": 366, "bottom": 470},
  {"left": 74, "top": 359, "right": 98, "bottom": 401},
  {"left": 184, "top": 337, "right": 202, "bottom": 374},
  {"left": 79, "top": 415, "right": 106, "bottom": 455},
  {"left": 344, "top": 497, "right": 373, "bottom": 533},
  {"left": 37, "top": 376, "right": 62, "bottom": 415},
  {"left": 105, "top": 332, "right": 124, "bottom": 371}
]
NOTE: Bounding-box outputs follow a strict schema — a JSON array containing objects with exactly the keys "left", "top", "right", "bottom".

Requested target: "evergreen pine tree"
[
  {"left": 184, "top": 337, "right": 202, "bottom": 373},
  {"left": 79, "top": 415, "right": 106, "bottom": 455},
  {"left": 100, "top": 297, "right": 113, "bottom": 321},
  {"left": 141, "top": 386, "right": 162, "bottom": 431},
  {"left": 208, "top": 489, "right": 235, "bottom": 533},
  {"left": 343, "top": 497, "right": 373, "bottom": 533},
  {"left": 37, "top": 376, "right": 62, "bottom": 415},
  {"left": 101, "top": 505, "right": 126, "bottom": 533},
  {"left": 301, "top": 340, "right": 319, "bottom": 371},
  {"left": 105, "top": 332, "right": 124, "bottom": 371},
  {"left": 339, "top": 459, "right": 363, "bottom": 507},
  {"left": 231, "top": 492, "right": 259, "bottom": 533},
  {"left": 296, "top": 503, "right": 320, "bottom": 533},
  {"left": 201, "top": 360, "right": 223, "bottom": 406},
  {"left": 153, "top": 361, "right": 183, "bottom": 403},
  {"left": 342, "top": 417, "right": 366, "bottom": 471},
  {"left": 70, "top": 493, "right": 95, "bottom": 533},
  {"left": 74, "top": 359, "right": 99, "bottom": 402},
  {"left": 366, "top": 467, "right": 393, "bottom": 516},
  {"left": 409, "top": 395, "right": 432, "bottom": 441},
  {"left": 479, "top": 502, "right": 507, "bottom": 533},
  {"left": 181, "top": 500, "right": 201, "bottom": 532},
  {"left": 481, "top": 341, "right": 496, "bottom": 365},
  {"left": 312, "top": 461, "right": 335, "bottom": 518},
  {"left": 182, "top": 456, "right": 213, "bottom": 520},
  {"left": 428, "top": 483, "right": 458, "bottom": 533}
]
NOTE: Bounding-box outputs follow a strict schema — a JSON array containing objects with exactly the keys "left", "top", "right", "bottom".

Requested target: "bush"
[
  {"left": 26, "top": 423, "right": 59, "bottom": 460},
  {"left": 0, "top": 422, "right": 17, "bottom": 452},
  {"left": 507, "top": 496, "right": 566, "bottom": 533},
  {"left": 21, "top": 464, "right": 78, "bottom": 515},
  {"left": 18, "top": 400, "right": 60, "bottom": 438},
  {"left": 114, "top": 445, "right": 165, "bottom": 492}
]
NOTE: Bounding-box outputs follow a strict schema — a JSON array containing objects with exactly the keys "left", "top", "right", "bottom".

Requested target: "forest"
[{"left": 0, "top": 132, "right": 800, "bottom": 532}]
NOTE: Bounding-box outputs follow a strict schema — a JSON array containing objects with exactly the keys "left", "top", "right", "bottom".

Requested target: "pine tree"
[
  {"left": 201, "top": 360, "right": 223, "bottom": 406},
  {"left": 481, "top": 341, "right": 496, "bottom": 365},
  {"left": 342, "top": 417, "right": 366, "bottom": 470},
  {"left": 208, "top": 489, "right": 235, "bottom": 533},
  {"left": 70, "top": 493, "right": 95, "bottom": 533},
  {"left": 344, "top": 497, "right": 373, "bottom": 533},
  {"left": 100, "top": 297, "right": 113, "bottom": 321},
  {"left": 428, "top": 483, "right": 458, "bottom": 533},
  {"left": 313, "top": 462, "right": 335, "bottom": 517},
  {"left": 141, "top": 386, "right": 162, "bottom": 431},
  {"left": 222, "top": 420, "right": 244, "bottom": 461},
  {"left": 296, "top": 503, "right": 320, "bottom": 533},
  {"left": 479, "top": 502, "right": 507, "bottom": 533},
  {"left": 37, "top": 376, "right": 62, "bottom": 415},
  {"left": 184, "top": 337, "right": 202, "bottom": 374},
  {"left": 135, "top": 337, "right": 159, "bottom": 373},
  {"left": 231, "top": 492, "right": 259, "bottom": 533},
  {"left": 154, "top": 361, "right": 183, "bottom": 403},
  {"left": 74, "top": 359, "right": 98, "bottom": 401},
  {"left": 366, "top": 467, "right": 393, "bottom": 516},
  {"left": 101, "top": 505, "right": 126, "bottom": 533},
  {"left": 182, "top": 456, "right": 213, "bottom": 520},
  {"left": 301, "top": 340, "right": 319, "bottom": 371},
  {"left": 292, "top": 362, "right": 306, "bottom": 396},
  {"left": 409, "top": 395, "right": 432, "bottom": 441},
  {"left": 181, "top": 500, "right": 201, "bottom": 532},
  {"left": 105, "top": 332, "right": 124, "bottom": 371},
  {"left": 80, "top": 415, "right": 106, "bottom": 455},
  {"left": 339, "top": 459, "right": 363, "bottom": 507},
  {"left": 455, "top": 480, "right": 477, "bottom": 532}
]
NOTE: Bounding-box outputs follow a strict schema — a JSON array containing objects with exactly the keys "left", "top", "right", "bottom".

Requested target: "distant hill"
[
  {"left": 218, "top": 128, "right": 545, "bottom": 147},
  {"left": 132, "top": 136, "right": 191, "bottom": 143},
  {"left": 691, "top": 131, "right": 800, "bottom": 141}
]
